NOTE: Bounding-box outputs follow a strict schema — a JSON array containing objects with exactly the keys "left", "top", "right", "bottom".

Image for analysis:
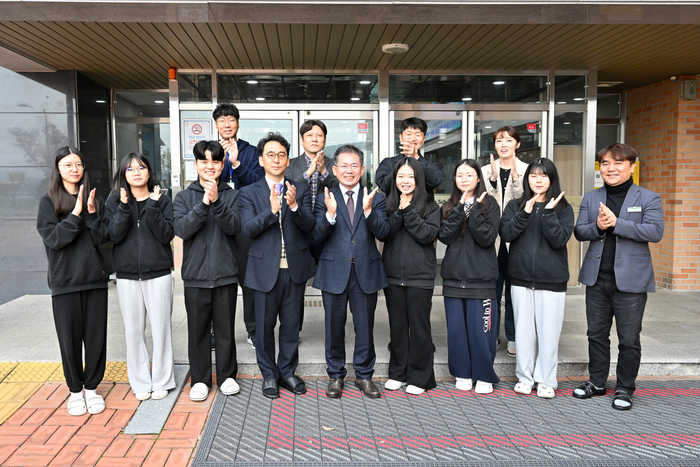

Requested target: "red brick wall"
[{"left": 625, "top": 77, "right": 700, "bottom": 290}]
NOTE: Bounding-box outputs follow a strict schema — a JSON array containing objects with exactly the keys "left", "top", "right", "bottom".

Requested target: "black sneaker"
[{"left": 247, "top": 333, "right": 256, "bottom": 350}]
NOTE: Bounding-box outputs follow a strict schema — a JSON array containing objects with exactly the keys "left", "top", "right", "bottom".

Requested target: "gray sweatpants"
[
  {"left": 116, "top": 274, "right": 175, "bottom": 394},
  {"left": 512, "top": 286, "right": 566, "bottom": 389}
]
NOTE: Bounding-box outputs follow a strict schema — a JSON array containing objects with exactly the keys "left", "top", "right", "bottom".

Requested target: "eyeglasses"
[
  {"left": 216, "top": 117, "right": 238, "bottom": 125},
  {"left": 59, "top": 163, "right": 85, "bottom": 171},
  {"left": 126, "top": 166, "right": 147, "bottom": 173},
  {"left": 264, "top": 152, "right": 288, "bottom": 160},
  {"left": 456, "top": 174, "right": 477, "bottom": 181},
  {"left": 336, "top": 163, "right": 362, "bottom": 171}
]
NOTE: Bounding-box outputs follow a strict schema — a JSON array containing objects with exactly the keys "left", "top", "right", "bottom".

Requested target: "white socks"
[
  {"left": 85, "top": 389, "right": 98, "bottom": 399},
  {"left": 69, "top": 391, "right": 84, "bottom": 401}
]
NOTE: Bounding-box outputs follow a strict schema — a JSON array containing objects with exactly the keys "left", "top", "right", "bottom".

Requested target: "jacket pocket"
[
  {"left": 248, "top": 247, "right": 264, "bottom": 259},
  {"left": 319, "top": 250, "right": 334, "bottom": 261}
]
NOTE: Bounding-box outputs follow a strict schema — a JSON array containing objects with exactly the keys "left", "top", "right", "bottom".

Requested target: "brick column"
[{"left": 625, "top": 76, "right": 700, "bottom": 290}]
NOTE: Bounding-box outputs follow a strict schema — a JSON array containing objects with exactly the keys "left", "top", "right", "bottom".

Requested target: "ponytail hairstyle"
[
  {"left": 386, "top": 157, "right": 430, "bottom": 217},
  {"left": 48, "top": 146, "right": 93, "bottom": 215},
  {"left": 517, "top": 158, "right": 569, "bottom": 213},
  {"left": 112, "top": 153, "right": 155, "bottom": 202}
]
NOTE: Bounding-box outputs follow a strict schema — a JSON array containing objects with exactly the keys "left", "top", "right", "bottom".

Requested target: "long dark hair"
[
  {"left": 386, "top": 157, "right": 430, "bottom": 217},
  {"left": 112, "top": 153, "right": 155, "bottom": 202},
  {"left": 517, "top": 158, "right": 569, "bottom": 212},
  {"left": 442, "top": 159, "right": 487, "bottom": 222},
  {"left": 48, "top": 146, "right": 93, "bottom": 215}
]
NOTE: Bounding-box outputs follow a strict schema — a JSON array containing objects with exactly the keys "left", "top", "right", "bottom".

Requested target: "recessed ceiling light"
[
  {"left": 359, "top": 80, "right": 371, "bottom": 85},
  {"left": 154, "top": 100, "right": 164, "bottom": 104},
  {"left": 351, "top": 97, "right": 360, "bottom": 101},
  {"left": 247, "top": 80, "right": 258, "bottom": 84},
  {"left": 484, "top": 126, "right": 492, "bottom": 129},
  {"left": 573, "top": 97, "right": 585, "bottom": 101},
  {"left": 462, "top": 97, "right": 472, "bottom": 101},
  {"left": 557, "top": 101, "right": 567, "bottom": 104},
  {"left": 256, "top": 97, "right": 265, "bottom": 101},
  {"left": 493, "top": 81, "right": 505, "bottom": 85},
  {"left": 95, "top": 100, "right": 106, "bottom": 103},
  {"left": 564, "top": 122, "right": 571, "bottom": 125}
]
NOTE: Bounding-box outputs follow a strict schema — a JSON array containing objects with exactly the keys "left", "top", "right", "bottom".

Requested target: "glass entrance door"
[
  {"left": 237, "top": 111, "right": 299, "bottom": 159},
  {"left": 474, "top": 111, "right": 547, "bottom": 168},
  {"left": 301, "top": 111, "right": 377, "bottom": 189}
]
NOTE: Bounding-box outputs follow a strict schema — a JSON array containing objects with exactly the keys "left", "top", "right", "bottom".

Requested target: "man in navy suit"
[
  {"left": 572, "top": 143, "right": 664, "bottom": 411},
  {"left": 238, "top": 132, "right": 316, "bottom": 399},
  {"left": 313, "top": 145, "right": 390, "bottom": 398}
]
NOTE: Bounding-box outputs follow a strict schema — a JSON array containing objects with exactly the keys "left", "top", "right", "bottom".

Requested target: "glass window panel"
[
  {"left": 555, "top": 75, "right": 586, "bottom": 105},
  {"left": 217, "top": 74, "right": 378, "bottom": 103},
  {"left": 596, "top": 124, "right": 620, "bottom": 153},
  {"left": 237, "top": 119, "right": 294, "bottom": 154},
  {"left": 597, "top": 93, "right": 622, "bottom": 119},
  {"left": 389, "top": 75, "right": 548, "bottom": 104},
  {"left": 178, "top": 73, "right": 212, "bottom": 103},
  {"left": 0, "top": 68, "right": 76, "bottom": 113},
  {"left": 475, "top": 116, "right": 542, "bottom": 168},
  {"left": 115, "top": 92, "right": 169, "bottom": 118}
]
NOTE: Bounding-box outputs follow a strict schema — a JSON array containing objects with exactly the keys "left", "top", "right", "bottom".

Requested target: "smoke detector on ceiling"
[{"left": 382, "top": 43, "right": 410, "bottom": 54}]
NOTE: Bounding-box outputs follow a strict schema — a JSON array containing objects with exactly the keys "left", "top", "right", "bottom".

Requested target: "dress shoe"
[
  {"left": 279, "top": 376, "right": 306, "bottom": 395},
  {"left": 262, "top": 379, "right": 279, "bottom": 399},
  {"left": 326, "top": 378, "right": 344, "bottom": 398},
  {"left": 355, "top": 379, "right": 381, "bottom": 398}
]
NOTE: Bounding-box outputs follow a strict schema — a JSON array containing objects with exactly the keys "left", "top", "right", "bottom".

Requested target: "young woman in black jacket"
[
  {"left": 106, "top": 154, "right": 175, "bottom": 402},
  {"left": 379, "top": 157, "right": 440, "bottom": 395},
  {"left": 37, "top": 147, "right": 110, "bottom": 416},
  {"left": 500, "top": 158, "right": 574, "bottom": 399},
  {"left": 438, "top": 159, "right": 501, "bottom": 394}
]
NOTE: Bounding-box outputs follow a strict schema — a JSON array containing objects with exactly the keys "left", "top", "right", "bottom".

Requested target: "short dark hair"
[
  {"left": 597, "top": 143, "right": 637, "bottom": 164},
  {"left": 257, "top": 132, "right": 290, "bottom": 157},
  {"left": 300, "top": 119, "right": 327, "bottom": 137},
  {"left": 213, "top": 103, "right": 240, "bottom": 121},
  {"left": 193, "top": 140, "right": 225, "bottom": 161},
  {"left": 493, "top": 126, "right": 521, "bottom": 145},
  {"left": 333, "top": 145, "right": 364, "bottom": 166},
  {"left": 518, "top": 158, "right": 569, "bottom": 213},
  {"left": 400, "top": 117, "right": 427, "bottom": 135}
]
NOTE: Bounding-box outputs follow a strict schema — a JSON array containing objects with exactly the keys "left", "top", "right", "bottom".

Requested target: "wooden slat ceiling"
[{"left": 1, "top": 22, "right": 699, "bottom": 90}]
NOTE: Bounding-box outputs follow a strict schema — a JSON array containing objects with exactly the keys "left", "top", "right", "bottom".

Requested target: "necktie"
[{"left": 347, "top": 191, "right": 355, "bottom": 226}]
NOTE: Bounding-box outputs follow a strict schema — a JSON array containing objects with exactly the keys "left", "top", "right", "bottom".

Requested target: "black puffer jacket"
[
  {"left": 173, "top": 181, "right": 241, "bottom": 288},
  {"left": 37, "top": 194, "right": 110, "bottom": 296},
  {"left": 438, "top": 195, "right": 500, "bottom": 291},
  {"left": 500, "top": 199, "right": 574, "bottom": 291},
  {"left": 380, "top": 202, "right": 440, "bottom": 288},
  {"left": 106, "top": 193, "right": 174, "bottom": 280}
]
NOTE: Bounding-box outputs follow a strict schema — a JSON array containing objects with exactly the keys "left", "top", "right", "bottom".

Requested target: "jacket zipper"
[
  {"left": 137, "top": 213, "right": 142, "bottom": 281},
  {"left": 531, "top": 205, "right": 539, "bottom": 289}
]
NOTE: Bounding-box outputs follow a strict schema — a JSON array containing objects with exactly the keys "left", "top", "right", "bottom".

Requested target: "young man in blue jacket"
[{"left": 174, "top": 140, "right": 241, "bottom": 403}]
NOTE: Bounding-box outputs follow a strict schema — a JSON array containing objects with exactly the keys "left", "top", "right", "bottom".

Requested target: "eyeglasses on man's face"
[
  {"left": 336, "top": 163, "right": 362, "bottom": 171},
  {"left": 264, "top": 152, "right": 288, "bottom": 161}
]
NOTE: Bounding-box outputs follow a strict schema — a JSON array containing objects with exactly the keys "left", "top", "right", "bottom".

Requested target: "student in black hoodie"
[
  {"left": 173, "top": 140, "right": 241, "bottom": 403},
  {"left": 438, "top": 159, "right": 501, "bottom": 394},
  {"left": 37, "top": 147, "right": 110, "bottom": 417},
  {"left": 500, "top": 158, "right": 574, "bottom": 399},
  {"left": 106, "top": 153, "right": 175, "bottom": 402},
  {"left": 379, "top": 157, "right": 440, "bottom": 396}
]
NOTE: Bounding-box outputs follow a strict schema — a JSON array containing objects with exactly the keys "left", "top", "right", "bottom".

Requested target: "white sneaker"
[
  {"left": 537, "top": 383, "right": 555, "bottom": 399},
  {"left": 405, "top": 385, "right": 425, "bottom": 395},
  {"left": 247, "top": 333, "right": 256, "bottom": 350},
  {"left": 507, "top": 341, "right": 516, "bottom": 357},
  {"left": 384, "top": 379, "right": 405, "bottom": 391},
  {"left": 151, "top": 390, "right": 168, "bottom": 400},
  {"left": 474, "top": 381, "right": 493, "bottom": 394},
  {"left": 455, "top": 378, "right": 473, "bottom": 391},
  {"left": 134, "top": 392, "right": 151, "bottom": 401},
  {"left": 514, "top": 381, "right": 533, "bottom": 395},
  {"left": 220, "top": 378, "right": 240, "bottom": 395},
  {"left": 190, "top": 382, "right": 209, "bottom": 401}
]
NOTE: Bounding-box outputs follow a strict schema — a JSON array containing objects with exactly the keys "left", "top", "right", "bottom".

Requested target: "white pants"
[
  {"left": 512, "top": 286, "right": 566, "bottom": 389},
  {"left": 117, "top": 274, "right": 175, "bottom": 393}
]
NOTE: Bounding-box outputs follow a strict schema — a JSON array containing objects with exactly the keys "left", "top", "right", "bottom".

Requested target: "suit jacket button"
[
  {"left": 600, "top": 239, "right": 604, "bottom": 243},
  {"left": 351, "top": 240, "right": 355, "bottom": 244},
  {"left": 597, "top": 255, "right": 600, "bottom": 258}
]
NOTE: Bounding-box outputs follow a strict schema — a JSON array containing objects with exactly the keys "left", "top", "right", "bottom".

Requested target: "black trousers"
[
  {"left": 585, "top": 277, "right": 647, "bottom": 393},
  {"left": 384, "top": 284, "right": 436, "bottom": 390},
  {"left": 184, "top": 284, "right": 238, "bottom": 387},
  {"left": 51, "top": 288, "right": 108, "bottom": 393},
  {"left": 253, "top": 269, "right": 304, "bottom": 380},
  {"left": 236, "top": 234, "right": 256, "bottom": 336},
  {"left": 495, "top": 246, "right": 515, "bottom": 342},
  {"left": 323, "top": 264, "right": 377, "bottom": 380}
]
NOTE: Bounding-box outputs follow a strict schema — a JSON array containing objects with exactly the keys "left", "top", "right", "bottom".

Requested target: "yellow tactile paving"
[
  {"left": 0, "top": 382, "right": 43, "bottom": 423},
  {"left": 3, "top": 362, "right": 61, "bottom": 383},
  {"left": 48, "top": 365, "right": 65, "bottom": 381},
  {"left": 103, "top": 361, "right": 129, "bottom": 382},
  {"left": 0, "top": 362, "right": 18, "bottom": 382},
  {"left": 0, "top": 402, "right": 24, "bottom": 424}
]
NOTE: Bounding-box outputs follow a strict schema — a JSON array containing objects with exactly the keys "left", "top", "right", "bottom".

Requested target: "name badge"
[
  {"left": 227, "top": 182, "right": 235, "bottom": 190},
  {"left": 627, "top": 206, "right": 642, "bottom": 213}
]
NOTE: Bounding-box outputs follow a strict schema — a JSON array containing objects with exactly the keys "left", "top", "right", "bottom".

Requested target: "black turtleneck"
[{"left": 598, "top": 177, "right": 634, "bottom": 280}]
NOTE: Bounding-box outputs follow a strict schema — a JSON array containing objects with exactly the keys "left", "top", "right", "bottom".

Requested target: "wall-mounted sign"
[{"left": 183, "top": 119, "right": 211, "bottom": 160}]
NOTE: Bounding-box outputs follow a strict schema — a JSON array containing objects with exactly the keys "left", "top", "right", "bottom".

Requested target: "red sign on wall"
[
  {"left": 527, "top": 123, "right": 537, "bottom": 133},
  {"left": 357, "top": 123, "right": 368, "bottom": 134}
]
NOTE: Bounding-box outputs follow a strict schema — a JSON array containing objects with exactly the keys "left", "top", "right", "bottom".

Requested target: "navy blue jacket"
[
  {"left": 238, "top": 177, "right": 316, "bottom": 292},
  {"left": 313, "top": 185, "right": 390, "bottom": 294},
  {"left": 220, "top": 138, "right": 264, "bottom": 188}
]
